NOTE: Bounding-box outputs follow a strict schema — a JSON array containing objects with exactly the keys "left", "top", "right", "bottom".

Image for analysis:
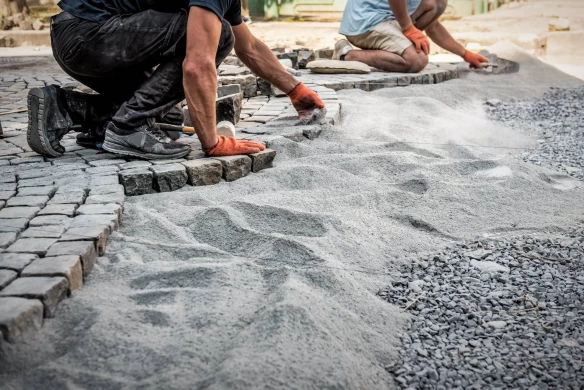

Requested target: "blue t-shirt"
[
  {"left": 58, "top": 0, "right": 242, "bottom": 24},
  {"left": 339, "top": 0, "right": 422, "bottom": 36}
]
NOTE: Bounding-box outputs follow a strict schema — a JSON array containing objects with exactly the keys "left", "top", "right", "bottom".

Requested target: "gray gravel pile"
[
  {"left": 486, "top": 86, "right": 584, "bottom": 181},
  {"left": 380, "top": 227, "right": 584, "bottom": 389}
]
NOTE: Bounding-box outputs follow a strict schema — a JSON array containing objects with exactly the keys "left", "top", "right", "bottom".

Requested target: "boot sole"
[
  {"left": 102, "top": 139, "right": 190, "bottom": 160},
  {"left": 27, "top": 88, "right": 63, "bottom": 157}
]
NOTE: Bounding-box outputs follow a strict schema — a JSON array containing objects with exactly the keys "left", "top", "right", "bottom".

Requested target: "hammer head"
[{"left": 216, "top": 121, "right": 236, "bottom": 138}]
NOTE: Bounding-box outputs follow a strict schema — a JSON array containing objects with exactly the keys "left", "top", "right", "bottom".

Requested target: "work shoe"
[
  {"left": 333, "top": 39, "right": 353, "bottom": 61},
  {"left": 102, "top": 120, "right": 190, "bottom": 160},
  {"left": 27, "top": 85, "right": 75, "bottom": 157},
  {"left": 76, "top": 127, "right": 105, "bottom": 150}
]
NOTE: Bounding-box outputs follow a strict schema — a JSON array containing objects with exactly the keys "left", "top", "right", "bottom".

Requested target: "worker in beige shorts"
[{"left": 334, "top": 0, "right": 488, "bottom": 73}]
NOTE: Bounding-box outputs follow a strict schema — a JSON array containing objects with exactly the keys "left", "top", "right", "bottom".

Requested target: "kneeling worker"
[
  {"left": 28, "top": 0, "right": 324, "bottom": 159},
  {"left": 335, "top": 0, "right": 488, "bottom": 73}
]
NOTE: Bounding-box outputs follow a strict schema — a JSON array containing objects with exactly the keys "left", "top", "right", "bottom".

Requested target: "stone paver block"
[
  {"left": 0, "top": 277, "right": 68, "bottom": 318},
  {"left": 90, "top": 175, "right": 119, "bottom": 186},
  {"left": 22, "top": 256, "right": 83, "bottom": 293},
  {"left": 21, "top": 225, "right": 66, "bottom": 239},
  {"left": 17, "top": 186, "right": 56, "bottom": 197},
  {"left": 0, "top": 190, "right": 15, "bottom": 201},
  {"left": 90, "top": 184, "right": 124, "bottom": 195},
  {"left": 88, "top": 159, "right": 126, "bottom": 167},
  {"left": 119, "top": 168, "right": 154, "bottom": 196},
  {"left": 216, "top": 92, "right": 243, "bottom": 124},
  {"left": 7, "top": 238, "right": 58, "bottom": 256},
  {"left": 249, "top": 149, "right": 276, "bottom": 173},
  {"left": 85, "top": 193, "right": 124, "bottom": 206},
  {"left": 0, "top": 253, "right": 38, "bottom": 272},
  {"left": 76, "top": 203, "right": 122, "bottom": 219},
  {"left": 0, "top": 269, "right": 17, "bottom": 290},
  {"left": 0, "top": 218, "right": 29, "bottom": 233},
  {"left": 46, "top": 241, "right": 96, "bottom": 277},
  {"left": 0, "top": 206, "right": 40, "bottom": 219},
  {"left": 38, "top": 204, "right": 78, "bottom": 217},
  {"left": 7, "top": 195, "right": 49, "bottom": 208},
  {"left": 48, "top": 191, "right": 86, "bottom": 205},
  {"left": 0, "top": 232, "right": 18, "bottom": 248},
  {"left": 212, "top": 155, "right": 252, "bottom": 182},
  {"left": 150, "top": 164, "right": 188, "bottom": 192},
  {"left": 69, "top": 214, "right": 119, "bottom": 233},
  {"left": 17, "top": 177, "right": 55, "bottom": 188},
  {"left": 119, "top": 161, "right": 151, "bottom": 170},
  {"left": 85, "top": 166, "right": 119, "bottom": 176},
  {"left": 0, "top": 297, "right": 43, "bottom": 343},
  {"left": 29, "top": 215, "right": 72, "bottom": 228},
  {"left": 61, "top": 226, "right": 109, "bottom": 255},
  {"left": 182, "top": 159, "right": 223, "bottom": 186}
]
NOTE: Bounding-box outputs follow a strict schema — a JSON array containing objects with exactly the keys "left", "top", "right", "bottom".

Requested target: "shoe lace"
[{"left": 145, "top": 122, "right": 169, "bottom": 142}]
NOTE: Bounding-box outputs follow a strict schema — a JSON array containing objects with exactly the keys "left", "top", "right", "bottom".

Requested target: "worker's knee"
[
  {"left": 435, "top": 0, "right": 448, "bottom": 17},
  {"left": 404, "top": 51, "right": 429, "bottom": 73},
  {"left": 418, "top": 0, "right": 447, "bottom": 17}
]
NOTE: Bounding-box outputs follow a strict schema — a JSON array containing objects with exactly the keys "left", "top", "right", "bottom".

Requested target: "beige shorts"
[{"left": 346, "top": 20, "right": 413, "bottom": 56}]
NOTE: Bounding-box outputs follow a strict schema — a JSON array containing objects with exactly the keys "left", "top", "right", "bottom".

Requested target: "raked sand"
[{"left": 1, "top": 43, "right": 583, "bottom": 389}]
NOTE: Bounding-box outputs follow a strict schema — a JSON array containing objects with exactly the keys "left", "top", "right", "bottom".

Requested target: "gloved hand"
[
  {"left": 463, "top": 51, "right": 489, "bottom": 69},
  {"left": 287, "top": 83, "right": 325, "bottom": 120},
  {"left": 403, "top": 26, "right": 430, "bottom": 55},
  {"left": 205, "top": 136, "right": 265, "bottom": 157}
]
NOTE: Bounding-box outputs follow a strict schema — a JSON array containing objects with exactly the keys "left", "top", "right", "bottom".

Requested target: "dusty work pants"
[{"left": 50, "top": 9, "right": 235, "bottom": 128}]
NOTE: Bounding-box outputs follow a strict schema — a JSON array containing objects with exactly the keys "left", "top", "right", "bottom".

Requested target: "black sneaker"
[
  {"left": 102, "top": 121, "right": 189, "bottom": 160},
  {"left": 27, "top": 86, "right": 73, "bottom": 157},
  {"left": 76, "top": 128, "right": 104, "bottom": 150}
]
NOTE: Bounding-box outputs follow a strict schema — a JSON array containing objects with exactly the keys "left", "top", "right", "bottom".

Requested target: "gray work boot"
[{"left": 102, "top": 119, "right": 189, "bottom": 160}]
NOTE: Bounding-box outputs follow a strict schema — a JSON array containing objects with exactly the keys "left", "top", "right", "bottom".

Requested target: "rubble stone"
[
  {"left": 22, "top": 256, "right": 83, "bottom": 293},
  {"left": 0, "top": 297, "right": 43, "bottom": 343},
  {"left": 0, "top": 277, "right": 69, "bottom": 318},
  {"left": 150, "top": 164, "right": 188, "bottom": 192},
  {"left": 182, "top": 159, "right": 223, "bottom": 186},
  {"left": 7, "top": 238, "right": 58, "bottom": 256},
  {"left": 119, "top": 168, "right": 154, "bottom": 196},
  {"left": 0, "top": 253, "right": 38, "bottom": 272},
  {"left": 249, "top": 149, "right": 277, "bottom": 173},
  {"left": 46, "top": 241, "right": 97, "bottom": 277},
  {"left": 212, "top": 155, "right": 252, "bottom": 182}
]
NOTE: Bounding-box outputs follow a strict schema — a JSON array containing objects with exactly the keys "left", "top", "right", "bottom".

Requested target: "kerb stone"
[
  {"left": 181, "top": 159, "right": 223, "bottom": 186},
  {"left": 0, "top": 297, "right": 43, "bottom": 342},
  {"left": 0, "top": 277, "right": 69, "bottom": 317}
]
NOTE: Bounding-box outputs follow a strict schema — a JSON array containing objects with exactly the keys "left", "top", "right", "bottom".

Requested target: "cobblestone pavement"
[{"left": 0, "top": 55, "right": 457, "bottom": 345}]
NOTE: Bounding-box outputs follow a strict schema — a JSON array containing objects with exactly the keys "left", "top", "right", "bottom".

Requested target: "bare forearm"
[
  {"left": 183, "top": 62, "right": 218, "bottom": 150},
  {"left": 425, "top": 22, "right": 466, "bottom": 57},
  {"left": 236, "top": 38, "right": 297, "bottom": 93},
  {"left": 388, "top": 0, "right": 413, "bottom": 30}
]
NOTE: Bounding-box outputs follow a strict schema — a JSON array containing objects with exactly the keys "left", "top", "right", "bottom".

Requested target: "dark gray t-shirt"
[{"left": 58, "top": 0, "right": 242, "bottom": 24}]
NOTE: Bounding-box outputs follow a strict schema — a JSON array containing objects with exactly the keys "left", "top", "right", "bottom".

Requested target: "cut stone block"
[
  {"left": 217, "top": 84, "right": 242, "bottom": 98},
  {"left": 0, "top": 277, "right": 68, "bottom": 317},
  {"left": 0, "top": 232, "right": 18, "bottom": 248},
  {"left": 181, "top": 159, "right": 223, "bottom": 186},
  {"left": 85, "top": 166, "right": 119, "bottom": 176},
  {"left": 38, "top": 204, "right": 78, "bottom": 217},
  {"left": 276, "top": 52, "right": 298, "bottom": 68},
  {"left": 119, "top": 161, "right": 151, "bottom": 170},
  {"left": 0, "top": 297, "right": 43, "bottom": 343},
  {"left": 0, "top": 190, "right": 16, "bottom": 201},
  {"left": 7, "top": 238, "right": 58, "bottom": 256},
  {"left": 90, "top": 175, "right": 119, "bottom": 186},
  {"left": 48, "top": 191, "right": 86, "bottom": 205},
  {"left": 61, "top": 226, "right": 108, "bottom": 255},
  {"left": 249, "top": 149, "right": 276, "bottom": 173},
  {"left": 219, "top": 74, "right": 258, "bottom": 98},
  {"left": 29, "top": 215, "right": 72, "bottom": 228},
  {"left": 69, "top": 214, "right": 119, "bottom": 233},
  {"left": 119, "top": 168, "right": 154, "bottom": 196},
  {"left": 0, "top": 206, "right": 40, "bottom": 219},
  {"left": 17, "top": 186, "right": 56, "bottom": 197},
  {"left": 85, "top": 193, "right": 124, "bottom": 206},
  {"left": 212, "top": 155, "right": 252, "bottom": 182},
  {"left": 257, "top": 78, "right": 286, "bottom": 97},
  {"left": 22, "top": 256, "right": 83, "bottom": 293},
  {"left": 76, "top": 203, "right": 122, "bottom": 219},
  {"left": 216, "top": 92, "right": 243, "bottom": 124},
  {"left": 90, "top": 184, "right": 124, "bottom": 195},
  {"left": 0, "top": 269, "right": 17, "bottom": 290},
  {"left": 150, "top": 164, "right": 188, "bottom": 192},
  {"left": 21, "top": 225, "right": 66, "bottom": 239},
  {"left": 46, "top": 241, "right": 97, "bottom": 277},
  {"left": 7, "top": 195, "right": 49, "bottom": 208},
  {"left": 297, "top": 50, "right": 315, "bottom": 69},
  {"left": 0, "top": 253, "right": 38, "bottom": 272}
]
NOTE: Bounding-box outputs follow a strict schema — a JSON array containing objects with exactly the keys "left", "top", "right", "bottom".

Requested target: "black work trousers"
[{"left": 50, "top": 9, "right": 235, "bottom": 128}]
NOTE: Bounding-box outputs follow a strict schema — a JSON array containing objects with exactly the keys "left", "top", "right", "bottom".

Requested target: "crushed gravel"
[
  {"left": 486, "top": 86, "right": 584, "bottom": 181},
  {"left": 381, "top": 227, "right": 584, "bottom": 390}
]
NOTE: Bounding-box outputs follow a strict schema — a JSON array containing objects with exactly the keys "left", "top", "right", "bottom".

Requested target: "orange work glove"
[
  {"left": 403, "top": 26, "right": 430, "bottom": 55},
  {"left": 205, "top": 136, "right": 265, "bottom": 157},
  {"left": 287, "top": 83, "right": 325, "bottom": 120},
  {"left": 463, "top": 51, "right": 489, "bottom": 69}
]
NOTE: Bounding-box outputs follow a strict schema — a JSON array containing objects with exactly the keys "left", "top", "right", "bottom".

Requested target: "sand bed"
[{"left": 1, "top": 44, "right": 583, "bottom": 389}]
